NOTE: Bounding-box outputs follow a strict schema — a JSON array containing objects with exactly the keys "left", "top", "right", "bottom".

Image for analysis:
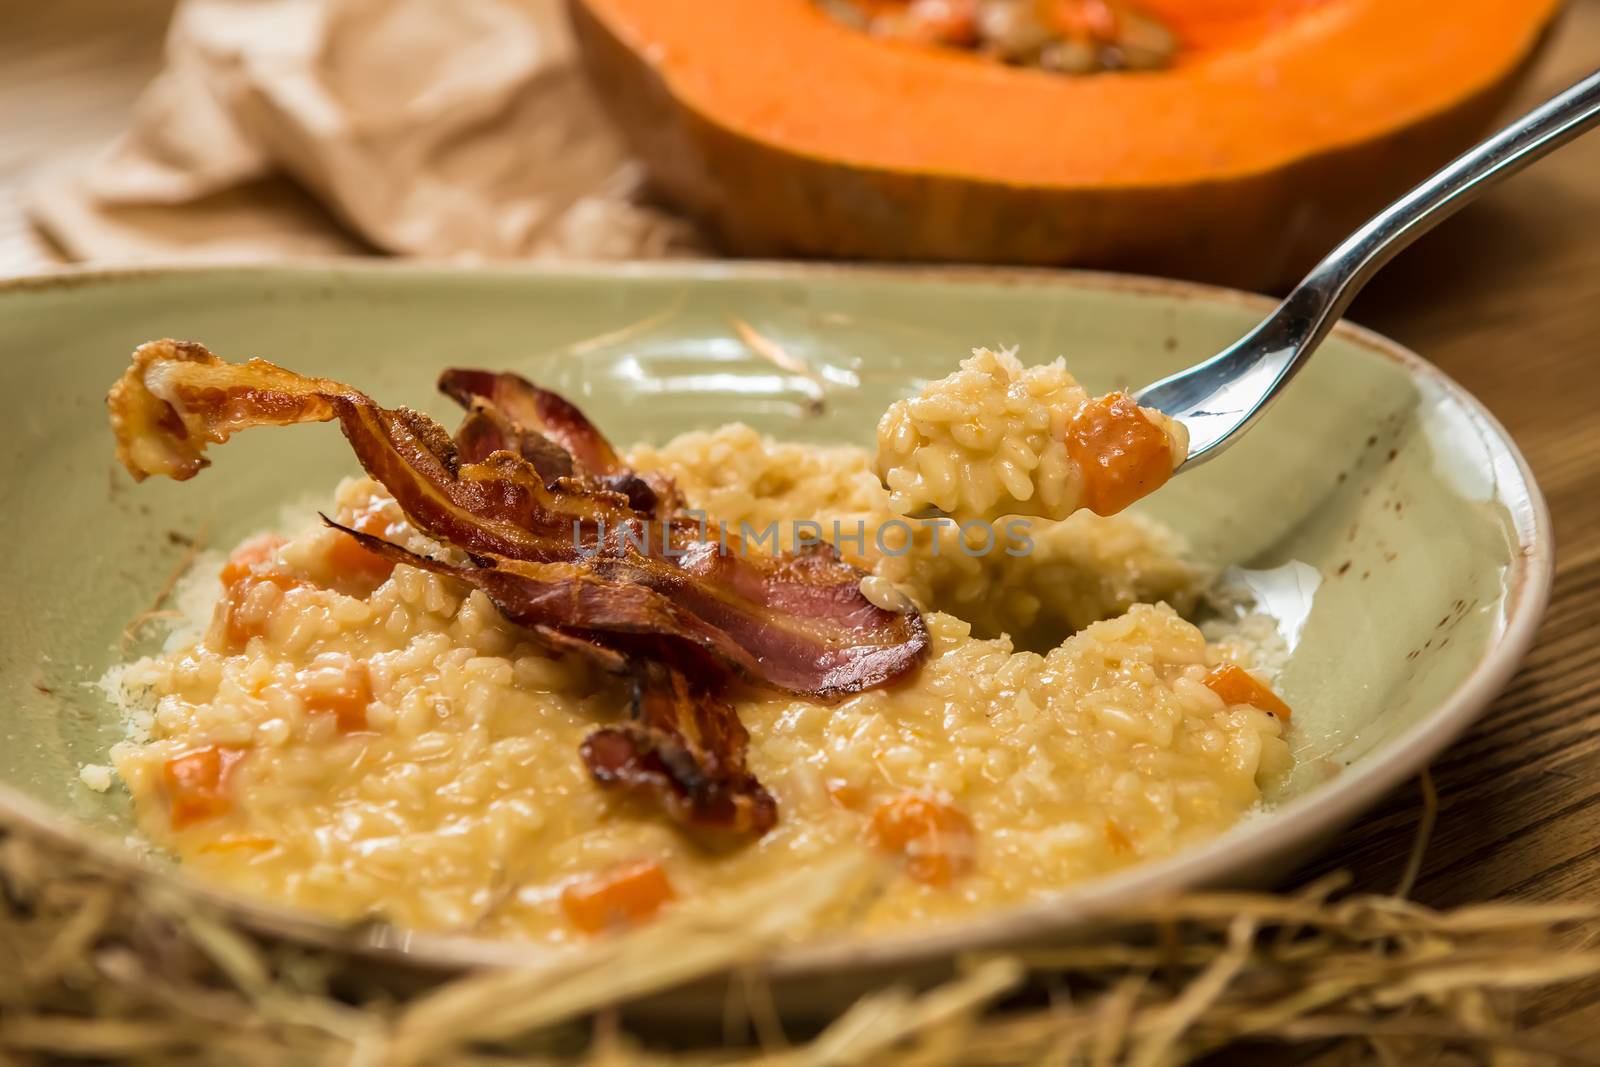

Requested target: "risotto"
[
  {"left": 876, "top": 347, "right": 1188, "bottom": 520},
  {"left": 104, "top": 342, "right": 1291, "bottom": 944}
]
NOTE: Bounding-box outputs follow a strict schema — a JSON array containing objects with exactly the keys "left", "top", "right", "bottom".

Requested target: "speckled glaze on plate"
[{"left": 0, "top": 262, "right": 1551, "bottom": 1011}]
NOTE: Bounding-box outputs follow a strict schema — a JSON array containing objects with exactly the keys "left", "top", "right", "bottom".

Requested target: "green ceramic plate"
[{"left": 0, "top": 262, "right": 1551, "bottom": 998}]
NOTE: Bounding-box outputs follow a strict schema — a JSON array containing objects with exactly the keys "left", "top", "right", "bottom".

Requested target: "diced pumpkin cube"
[
  {"left": 219, "top": 571, "right": 305, "bottom": 651},
  {"left": 1202, "top": 663, "right": 1292, "bottom": 720},
  {"left": 163, "top": 745, "right": 247, "bottom": 829},
  {"left": 219, "top": 534, "right": 287, "bottom": 588},
  {"left": 1104, "top": 818, "right": 1134, "bottom": 855},
  {"left": 826, "top": 778, "right": 866, "bottom": 810},
  {"left": 326, "top": 508, "right": 396, "bottom": 586},
  {"left": 1064, "top": 392, "right": 1175, "bottom": 517},
  {"left": 198, "top": 836, "right": 277, "bottom": 855},
  {"left": 869, "top": 792, "right": 976, "bottom": 885},
  {"left": 561, "top": 860, "right": 676, "bottom": 934},
  {"left": 217, "top": 535, "right": 308, "bottom": 651},
  {"left": 299, "top": 663, "right": 373, "bottom": 733}
]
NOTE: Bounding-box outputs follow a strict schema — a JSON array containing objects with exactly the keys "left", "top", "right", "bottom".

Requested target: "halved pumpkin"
[{"left": 569, "top": 0, "right": 1563, "bottom": 288}]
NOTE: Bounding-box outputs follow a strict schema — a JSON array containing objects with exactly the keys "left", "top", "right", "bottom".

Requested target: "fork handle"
[
  {"left": 1308, "top": 66, "right": 1600, "bottom": 332},
  {"left": 1142, "top": 67, "right": 1600, "bottom": 465}
]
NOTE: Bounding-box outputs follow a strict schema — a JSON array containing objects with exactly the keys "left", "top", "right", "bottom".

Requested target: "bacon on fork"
[{"left": 109, "top": 340, "right": 928, "bottom": 839}]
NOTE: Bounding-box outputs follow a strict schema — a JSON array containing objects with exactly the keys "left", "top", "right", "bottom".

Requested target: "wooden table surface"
[{"left": 4, "top": 0, "right": 1600, "bottom": 1046}]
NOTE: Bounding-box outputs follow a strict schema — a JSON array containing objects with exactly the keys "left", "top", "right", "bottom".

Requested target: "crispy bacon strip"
[
  {"left": 440, "top": 368, "right": 626, "bottom": 476},
  {"left": 110, "top": 340, "right": 926, "bottom": 837},
  {"left": 454, "top": 404, "right": 575, "bottom": 483},
  {"left": 441, "top": 369, "right": 671, "bottom": 516},
  {"left": 495, "top": 619, "right": 776, "bottom": 834},
  {"left": 583, "top": 647, "right": 776, "bottom": 836},
  {"left": 111, "top": 341, "right": 927, "bottom": 694},
  {"left": 108, "top": 340, "right": 348, "bottom": 482},
  {"left": 327, "top": 521, "right": 914, "bottom": 695},
  {"left": 325, "top": 542, "right": 778, "bottom": 835}
]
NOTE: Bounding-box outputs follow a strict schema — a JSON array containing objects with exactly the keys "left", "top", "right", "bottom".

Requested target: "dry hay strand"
[
  {"left": 4, "top": 776, "right": 1600, "bottom": 1066},
  {"left": 727, "top": 316, "right": 828, "bottom": 413},
  {"left": 119, "top": 522, "right": 211, "bottom": 651},
  {"left": 563, "top": 292, "right": 690, "bottom": 358}
]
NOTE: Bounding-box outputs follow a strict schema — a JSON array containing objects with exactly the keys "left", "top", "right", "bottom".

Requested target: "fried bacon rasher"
[
  {"left": 109, "top": 340, "right": 928, "bottom": 838},
  {"left": 439, "top": 368, "right": 674, "bottom": 516}
]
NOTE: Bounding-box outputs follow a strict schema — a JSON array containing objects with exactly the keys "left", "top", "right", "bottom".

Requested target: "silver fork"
[{"left": 1136, "top": 68, "right": 1600, "bottom": 470}]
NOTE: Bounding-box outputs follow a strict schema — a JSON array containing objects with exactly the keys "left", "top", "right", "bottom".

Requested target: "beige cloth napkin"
[{"left": 29, "top": 0, "right": 700, "bottom": 263}]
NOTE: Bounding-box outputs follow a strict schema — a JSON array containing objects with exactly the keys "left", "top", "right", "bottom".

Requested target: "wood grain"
[{"left": 2, "top": 0, "right": 1599, "bottom": 1044}]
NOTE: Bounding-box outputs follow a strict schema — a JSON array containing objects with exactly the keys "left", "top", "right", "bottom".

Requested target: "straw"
[{"left": 5, "top": 773, "right": 1599, "bottom": 1065}]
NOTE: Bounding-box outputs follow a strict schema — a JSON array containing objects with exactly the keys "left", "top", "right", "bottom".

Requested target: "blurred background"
[
  {"left": 5, "top": 0, "right": 1598, "bottom": 294},
  {"left": 4, "top": 0, "right": 1596, "bottom": 638}
]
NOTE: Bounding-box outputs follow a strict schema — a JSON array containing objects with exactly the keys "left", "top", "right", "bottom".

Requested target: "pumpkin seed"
[{"left": 814, "top": 0, "right": 1178, "bottom": 74}]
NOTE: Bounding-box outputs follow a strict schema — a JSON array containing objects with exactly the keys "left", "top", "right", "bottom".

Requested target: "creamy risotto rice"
[
  {"left": 109, "top": 426, "right": 1290, "bottom": 942},
  {"left": 877, "top": 347, "right": 1188, "bottom": 521}
]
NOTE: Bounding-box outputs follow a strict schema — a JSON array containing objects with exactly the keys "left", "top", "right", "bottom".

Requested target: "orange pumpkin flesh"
[
  {"left": 163, "top": 745, "right": 247, "bottom": 829},
  {"left": 561, "top": 861, "right": 677, "bottom": 934},
  {"left": 1203, "top": 663, "right": 1292, "bottom": 720},
  {"left": 298, "top": 664, "right": 374, "bottom": 734},
  {"left": 1138, "top": 0, "right": 1326, "bottom": 56},
  {"left": 1065, "top": 391, "right": 1176, "bottom": 517},
  {"left": 325, "top": 509, "right": 398, "bottom": 592},
  {"left": 869, "top": 792, "right": 977, "bottom": 885},
  {"left": 570, "top": 0, "right": 1561, "bottom": 287}
]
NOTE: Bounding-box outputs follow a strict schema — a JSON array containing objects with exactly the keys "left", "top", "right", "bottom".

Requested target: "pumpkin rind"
[{"left": 569, "top": 0, "right": 1562, "bottom": 288}]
